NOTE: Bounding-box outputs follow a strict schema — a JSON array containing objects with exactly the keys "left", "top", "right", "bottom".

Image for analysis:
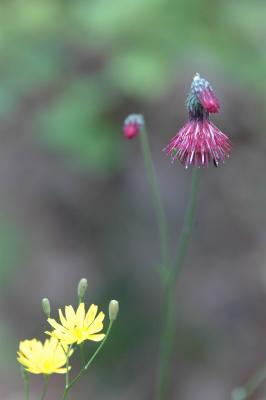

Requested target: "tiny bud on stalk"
[
  {"left": 41, "top": 298, "right": 50, "bottom": 318},
  {"left": 123, "top": 114, "right": 144, "bottom": 139},
  {"left": 78, "top": 278, "right": 88, "bottom": 300},
  {"left": 109, "top": 300, "right": 119, "bottom": 321}
]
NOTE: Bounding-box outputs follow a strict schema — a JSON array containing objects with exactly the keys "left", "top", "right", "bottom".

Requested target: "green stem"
[
  {"left": 232, "top": 363, "right": 266, "bottom": 400},
  {"left": 62, "top": 321, "right": 113, "bottom": 400},
  {"left": 40, "top": 375, "right": 49, "bottom": 400},
  {"left": 65, "top": 346, "right": 71, "bottom": 389},
  {"left": 24, "top": 377, "right": 30, "bottom": 400},
  {"left": 79, "top": 342, "right": 86, "bottom": 367},
  {"left": 156, "top": 169, "right": 200, "bottom": 400},
  {"left": 21, "top": 367, "right": 30, "bottom": 400},
  {"left": 139, "top": 126, "right": 170, "bottom": 280}
]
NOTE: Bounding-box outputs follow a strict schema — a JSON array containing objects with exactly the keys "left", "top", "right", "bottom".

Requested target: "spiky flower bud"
[
  {"left": 41, "top": 298, "right": 51, "bottom": 318},
  {"left": 77, "top": 278, "right": 88, "bottom": 301},
  {"left": 123, "top": 114, "right": 144, "bottom": 139},
  {"left": 109, "top": 300, "right": 119, "bottom": 321}
]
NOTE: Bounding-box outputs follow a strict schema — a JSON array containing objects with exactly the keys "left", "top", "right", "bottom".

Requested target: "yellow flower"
[
  {"left": 17, "top": 337, "right": 71, "bottom": 375},
  {"left": 46, "top": 303, "right": 105, "bottom": 345}
]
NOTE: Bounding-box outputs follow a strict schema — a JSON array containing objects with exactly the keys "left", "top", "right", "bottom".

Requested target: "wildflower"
[
  {"left": 123, "top": 114, "right": 144, "bottom": 139},
  {"left": 46, "top": 303, "right": 105, "bottom": 345},
  {"left": 165, "top": 73, "right": 231, "bottom": 168},
  {"left": 17, "top": 337, "right": 71, "bottom": 375}
]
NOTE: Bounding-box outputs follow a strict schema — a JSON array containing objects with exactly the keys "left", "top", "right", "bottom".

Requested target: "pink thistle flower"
[
  {"left": 123, "top": 114, "right": 144, "bottom": 140},
  {"left": 165, "top": 73, "right": 231, "bottom": 168}
]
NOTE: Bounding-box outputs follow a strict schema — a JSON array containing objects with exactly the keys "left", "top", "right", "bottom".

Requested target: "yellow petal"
[
  {"left": 88, "top": 312, "right": 105, "bottom": 334},
  {"left": 85, "top": 304, "right": 98, "bottom": 326},
  {"left": 59, "top": 309, "right": 68, "bottom": 328},
  {"left": 54, "top": 367, "right": 68, "bottom": 374},
  {"left": 65, "top": 305, "right": 76, "bottom": 328},
  {"left": 76, "top": 303, "right": 85, "bottom": 328},
  {"left": 47, "top": 318, "right": 67, "bottom": 333},
  {"left": 87, "top": 333, "right": 105, "bottom": 342}
]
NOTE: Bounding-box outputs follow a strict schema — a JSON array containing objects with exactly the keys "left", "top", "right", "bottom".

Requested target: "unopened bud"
[
  {"left": 123, "top": 114, "right": 144, "bottom": 140},
  {"left": 41, "top": 298, "right": 51, "bottom": 318},
  {"left": 77, "top": 278, "right": 88, "bottom": 301},
  {"left": 109, "top": 300, "right": 119, "bottom": 321}
]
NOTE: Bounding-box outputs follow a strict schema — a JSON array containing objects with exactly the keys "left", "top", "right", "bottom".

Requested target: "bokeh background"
[{"left": 1, "top": 0, "right": 266, "bottom": 399}]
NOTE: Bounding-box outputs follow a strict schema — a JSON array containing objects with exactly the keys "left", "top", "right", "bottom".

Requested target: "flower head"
[
  {"left": 165, "top": 73, "right": 231, "bottom": 168},
  {"left": 123, "top": 114, "right": 144, "bottom": 139},
  {"left": 46, "top": 303, "right": 105, "bottom": 345},
  {"left": 17, "top": 337, "right": 71, "bottom": 375}
]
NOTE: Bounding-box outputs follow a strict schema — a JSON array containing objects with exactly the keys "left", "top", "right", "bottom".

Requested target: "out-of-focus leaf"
[
  {"left": 106, "top": 51, "right": 172, "bottom": 97},
  {"left": 37, "top": 79, "right": 122, "bottom": 171}
]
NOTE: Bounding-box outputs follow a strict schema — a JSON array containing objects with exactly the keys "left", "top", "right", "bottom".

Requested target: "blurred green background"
[{"left": 1, "top": 0, "right": 266, "bottom": 398}]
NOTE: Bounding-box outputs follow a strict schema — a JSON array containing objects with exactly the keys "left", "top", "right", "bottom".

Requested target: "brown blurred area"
[{"left": 1, "top": 0, "right": 266, "bottom": 399}]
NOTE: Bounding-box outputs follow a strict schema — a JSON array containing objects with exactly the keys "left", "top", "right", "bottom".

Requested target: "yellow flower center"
[
  {"left": 73, "top": 326, "right": 84, "bottom": 340},
  {"left": 43, "top": 360, "right": 53, "bottom": 373}
]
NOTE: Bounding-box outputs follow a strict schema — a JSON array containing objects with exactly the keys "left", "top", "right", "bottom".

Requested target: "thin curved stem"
[
  {"left": 62, "top": 321, "right": 113, "bottom": 400},
  {"left": 24, "top": 378, "right": 30, "bottom": 400},
  {"left": 79, "top": 343, "right": 86, "bottom": 367},
  {"left": 156, "top": 169, "right": 200, "bottom": 400},
  {"left": 40, "top": 375, "right": 49, "bottom": 400},
  {"left": 21, "top": 367, "right": 30, "bottom": 400},
  {"left": 66, "top": 345, "right": 73, "bottom": 389},
  {"left": 139, "top": 126, "right": 170, "bottom": 280}
]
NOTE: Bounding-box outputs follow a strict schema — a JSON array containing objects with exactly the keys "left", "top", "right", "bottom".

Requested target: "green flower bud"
[
  {"left": 109, "top": 300, "right": 119, "bottom": 321},
  {"left": 41, "top": 298, "right": 51, "bottom": 318},
  {"left": 77, "top": 278, "right": 88, "bottom": 301}
]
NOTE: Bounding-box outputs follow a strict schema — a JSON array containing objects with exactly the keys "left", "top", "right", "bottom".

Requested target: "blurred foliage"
[{"left": 0, "top": 0, "right": 265, "bottom": 168}]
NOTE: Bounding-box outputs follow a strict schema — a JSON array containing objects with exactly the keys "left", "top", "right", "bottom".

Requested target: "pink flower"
[
  {"left": 164, "top": 73, "right": 231, "bottom": 168},
  {"left": 165, "top": 119, "right": 231, "bottom": 168},
  {"left": 123, "top": 114, "right": 144, "bottom": 140}
]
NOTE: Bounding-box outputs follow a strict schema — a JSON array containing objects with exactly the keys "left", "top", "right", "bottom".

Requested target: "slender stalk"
[
  {"left": 139, "top": 126, "right": 170, "bottom": 280},
  {"left": 232, "top": 363, "right": 266, "bottom": 400},
  {"left": 40, "top": 375, "right": 49, "bottom": 400},
  {"left": 62, "top": 321, "right": 113, "bottom": 400},
  {"left": 65, "top": 346, "right": 72, "bottom": 389},
  {"left": 156, "top": 169, "right": 200, "bottom": 400},
  {"left": 24, "top": 377, "right": 30, "bottom": 400},
  {"left": 21, "top": 367, "right": 30, "bottom": 400},
  {"left": 79, "top": 343, "right": 86, "bottom": 367}
]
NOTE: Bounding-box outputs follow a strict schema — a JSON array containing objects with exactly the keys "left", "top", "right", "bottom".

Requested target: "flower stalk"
[
  {"left": 139, "top": 121, "right": 170, "bottom": 280},
  {"left": 20, "top": 366, "right": 29, "bottom": 400},
  {"left": 155, "top": 168, "right": 200, "bottom": 400},
  {"left": 40, "top": 375, "right": 49, "bottom": 400}
]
